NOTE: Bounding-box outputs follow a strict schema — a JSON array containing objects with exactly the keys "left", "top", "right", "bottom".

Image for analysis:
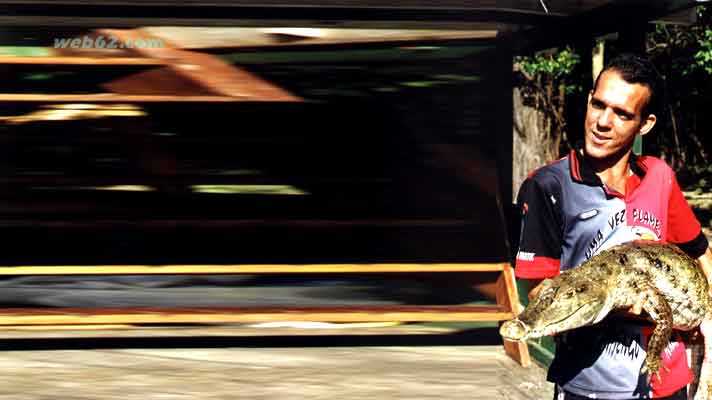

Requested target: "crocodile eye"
[
  {"left": 537, "top": 295, "right": 553, "bottom": 307},
  {"left": 576, "top": 285, "right": 587, "bottom": 293}
]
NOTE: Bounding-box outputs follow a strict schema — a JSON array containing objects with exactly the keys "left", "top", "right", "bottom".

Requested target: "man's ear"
[{"left": 639, "top": 113, "right": 657, "bottom": 137}]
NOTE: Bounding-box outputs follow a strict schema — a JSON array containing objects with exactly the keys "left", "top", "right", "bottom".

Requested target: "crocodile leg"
[{"left": 639, "top": 285, "right": 674, "bottom": 384}]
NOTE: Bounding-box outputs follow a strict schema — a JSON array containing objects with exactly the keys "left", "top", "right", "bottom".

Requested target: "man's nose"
[{"left": 597, "top": 108, "right": 614, "bottom": 128}]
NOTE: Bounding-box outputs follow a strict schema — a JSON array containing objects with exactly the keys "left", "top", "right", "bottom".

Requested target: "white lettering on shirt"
[{"left": 516, "top": 251, "right": 535, "bottom": 262}]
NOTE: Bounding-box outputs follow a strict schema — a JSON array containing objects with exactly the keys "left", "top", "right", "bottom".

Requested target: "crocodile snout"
[{"left": 499, "top": 319, "right": 529, "bottom": 341}]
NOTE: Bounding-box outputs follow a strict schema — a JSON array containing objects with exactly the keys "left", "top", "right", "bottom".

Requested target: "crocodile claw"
[{"left": 641, "top": 355, "right": 669, "bottom": 385}]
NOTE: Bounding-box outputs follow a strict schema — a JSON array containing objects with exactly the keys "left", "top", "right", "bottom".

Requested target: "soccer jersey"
[{"left": 514, "top": 147, "right": 709, "bottom": 399}]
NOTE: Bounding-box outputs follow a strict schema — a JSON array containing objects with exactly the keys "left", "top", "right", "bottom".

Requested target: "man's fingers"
[
  {"left": 631, "top": 302, "right": 643, "bottom": 315},
  {"left": 630, "top": 293, "right": 648, "bottom": 315}
]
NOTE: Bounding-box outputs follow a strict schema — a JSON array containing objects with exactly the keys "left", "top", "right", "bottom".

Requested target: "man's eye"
[
  {"left": 616, "top": 111, "right": 633, "bottom": 120},
  {"left": 590, "top": 100, "right": 604, "bottom": 109}
]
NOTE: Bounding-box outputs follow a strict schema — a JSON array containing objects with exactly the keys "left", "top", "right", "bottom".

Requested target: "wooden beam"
[
  {"left": 101, "top": 66, "right": 220, "bottom": 96},
  {"left": 0, "top": 176, "right": 389, "bottom": 185},
  {"left": 0, "top": 263, "right": 507, "bottom": 275},
  {"left": 0, "top": 56, "right": 164, "bottom": 66},
  {"left": 0, "top": 305, "right": 515, "bottom": 325},
  {"left": 0, "top": 94, "right": 247, "bottom": 103},
  {"left": 0, "top": 219, "right": 477, "bottom": 229},
  {"left": 142, "top": 27, "right": 499, "bottom": 50},
  {"left": 100, "top": 29, "right": 302, "bottom": 101}
]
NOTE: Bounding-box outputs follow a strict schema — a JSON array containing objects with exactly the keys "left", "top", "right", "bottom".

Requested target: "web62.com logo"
[{"left": 54, "top": 35, "right": 165, "bottom": 49}]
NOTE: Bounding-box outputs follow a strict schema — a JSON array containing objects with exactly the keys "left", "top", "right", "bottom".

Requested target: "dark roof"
[{"left": 0, "top": 0, "right": 699, "bottom": 50}]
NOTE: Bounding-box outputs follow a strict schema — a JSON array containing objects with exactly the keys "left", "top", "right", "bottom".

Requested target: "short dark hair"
[{"left": 593, "top": 53, "right": 666, "bottom": 120}]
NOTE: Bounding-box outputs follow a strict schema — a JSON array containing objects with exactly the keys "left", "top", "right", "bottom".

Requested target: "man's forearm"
[{"left": 697, "top": 245, "right": 712, "bottom": 288}]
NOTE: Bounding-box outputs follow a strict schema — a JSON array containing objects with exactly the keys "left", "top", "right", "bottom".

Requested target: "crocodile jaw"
[
  {"left": 499, "top": 319, "right": 529, "bottom": 341},
  {"left": 501, "top": 301, "right": 605, "bottom": 341}
]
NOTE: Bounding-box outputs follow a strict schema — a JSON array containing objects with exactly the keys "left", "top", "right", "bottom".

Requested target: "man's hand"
[
  {"left": 527, "top": 279, "right": 544, "bottom": 301},
  {"left": 629, "top": 291, "right": 648, "bottom": 316},
  {"left": 696, "top": 246, "right": 712, "bottom": 284},
  {"left": 613, "top": 290, "right": 649, "bottom": 319},
  {"left": 701, "top": 318, "right": 712, "bottom": 339}
]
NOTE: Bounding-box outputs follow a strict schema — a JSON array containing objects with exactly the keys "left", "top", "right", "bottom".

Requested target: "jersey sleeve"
[
  {"left": 667, "top": 174, "right": 709, "bottom": 258},
  {"left": 514, "top": 176, "right": 563, "bottom": 279}
]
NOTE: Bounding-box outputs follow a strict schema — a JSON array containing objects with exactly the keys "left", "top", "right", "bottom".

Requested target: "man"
[{"left": 514, "top": 53, "right": 712, "bottom": 399}]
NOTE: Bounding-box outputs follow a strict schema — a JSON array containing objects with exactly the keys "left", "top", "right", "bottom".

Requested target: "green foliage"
[
  {"left": 646, "top": 5, "right": 712, "bottom": 186},
  {"left": 514, "top": 47, "right": 583, "bottom": 153},
  {"left": 517, "top": 48, "right": 580, "bottom": 77},
  {"left": 688, "top": 165, "right": 712, "bottom": 193},
  {"left": 516, "top": 48, "right": 582, "bottom": 94},
  {"left": 694, "top": 29, "right": 712, "bottom": 75}
]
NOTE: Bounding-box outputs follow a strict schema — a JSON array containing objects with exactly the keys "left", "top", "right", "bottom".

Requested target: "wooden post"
[{"left": 496, "top": 262, "right": 531, "bottom": 367}]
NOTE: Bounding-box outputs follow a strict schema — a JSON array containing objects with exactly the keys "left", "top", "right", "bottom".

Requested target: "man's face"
[{"left": 584, "top": 69, "right": 656, "bottom": 161}]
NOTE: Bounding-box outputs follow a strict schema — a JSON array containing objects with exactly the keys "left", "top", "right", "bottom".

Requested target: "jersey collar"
[{"left": 569, "top": 142, "right": 646, "bottom": 186}]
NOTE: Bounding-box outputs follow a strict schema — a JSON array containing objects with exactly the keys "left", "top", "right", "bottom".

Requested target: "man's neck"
[{"left": 583, "top": 149, "right": 632, "bottom": 194}]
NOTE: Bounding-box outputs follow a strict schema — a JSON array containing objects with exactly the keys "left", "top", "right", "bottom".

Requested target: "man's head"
[{"left": 584, "top": 54, "right": 665, "bottom": 163}]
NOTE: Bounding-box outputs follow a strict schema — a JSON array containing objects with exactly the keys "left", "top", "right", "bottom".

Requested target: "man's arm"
[
  {"left": 513, "top": 177, "right": 564, "bottom": 281},
  {"left": 696, "top": 246, "right": 712, "bottom": 339},
  {"left": 696, "top": 246, "right": 712, "bottom": 286}
]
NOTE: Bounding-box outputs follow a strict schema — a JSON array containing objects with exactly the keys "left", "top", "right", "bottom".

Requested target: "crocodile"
[{"left": 499, "top": 241, "right": 712, "bottom": 399}]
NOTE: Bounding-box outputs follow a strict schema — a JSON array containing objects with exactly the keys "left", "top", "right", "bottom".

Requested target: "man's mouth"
[{"left": 591, "top": 131, "right": 610, "bottom": 144}]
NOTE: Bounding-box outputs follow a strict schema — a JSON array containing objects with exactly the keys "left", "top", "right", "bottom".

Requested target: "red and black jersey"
[
  {"left": 516, "top": 148, "right": 706, "bottom": 278},
  {"left": 514, "top": 147, "right": 707, "bottom": 399}
]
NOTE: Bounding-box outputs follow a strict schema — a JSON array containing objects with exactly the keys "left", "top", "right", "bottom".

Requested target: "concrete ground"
[
  {"left": 0, "top": 262, "right": 553, "bottom": 399},
  {"left": 0, "top": 324, "right": 553, "bottom": 400}
]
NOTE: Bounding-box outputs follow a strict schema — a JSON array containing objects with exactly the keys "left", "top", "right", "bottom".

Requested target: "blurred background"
[
  {"left": 0, "top": 20, "right": 511, "bottom": 310},
  {"left": 0, "top": 0, "right": 708, "bottom": 324}
]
